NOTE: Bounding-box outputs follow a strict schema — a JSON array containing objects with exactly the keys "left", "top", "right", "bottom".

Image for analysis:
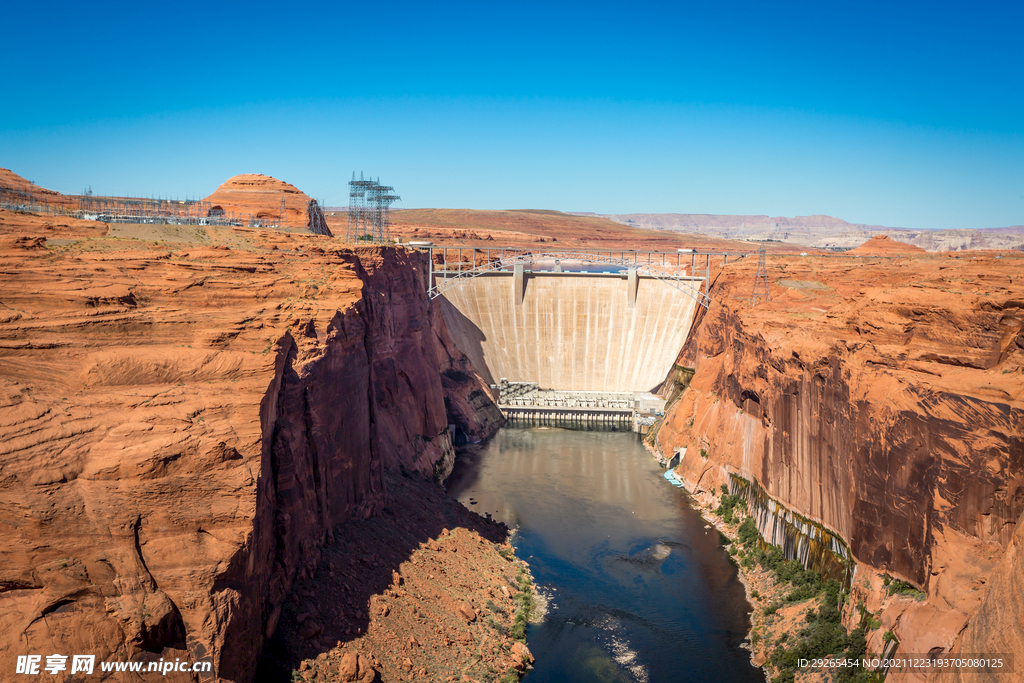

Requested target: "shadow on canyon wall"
[{"left": 254, "top": 473, "right": 508, "bottom": 682}]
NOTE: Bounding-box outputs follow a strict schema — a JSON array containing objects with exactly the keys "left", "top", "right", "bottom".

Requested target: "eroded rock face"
[
  {"left": 0, "top": 216, "right": 500, "bottom": 682},
  {"left": 941, "top": 509, "right": 1024, "bottom": 683},
  {"left": 654, "top": 252, "right": 1024, "bottom": 659},
  {"left": 202, "top": 174, "right": 313, "bottom": 229},
  {"left": 430, "top": 301, "right": 505, "bottom": 449},
  {"left": 259, "top": 474, "right": 524, "bottom": 682}
]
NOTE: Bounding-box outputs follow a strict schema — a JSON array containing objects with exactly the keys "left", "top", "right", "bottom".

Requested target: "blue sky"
[{"left": 1, "top": 0, "right": 1021, "bottom": 229}]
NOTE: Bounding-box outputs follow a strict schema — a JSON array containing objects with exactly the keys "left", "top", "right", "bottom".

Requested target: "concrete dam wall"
[{"left": 438, "top": 271, "right": 702, "bottom": 392}]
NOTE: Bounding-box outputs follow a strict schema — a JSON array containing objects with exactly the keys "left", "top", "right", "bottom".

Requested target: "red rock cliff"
[
  {"left": 653, "top": 252, "right": 1024, "bottom": 663},
  {"left": 0, "top": 213, "right": 500, "bottom": 681}
]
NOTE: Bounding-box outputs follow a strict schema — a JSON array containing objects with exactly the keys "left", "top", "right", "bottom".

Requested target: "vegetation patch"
[
  {"left": 510, "top": 568, "right": 535, "bottom": 642},
  {"left": 883, "top": 575, "right": 925, "bottom": 601},
  {"left": 715, "top": 484, "right": 745, "bottom": 523},
  {"left": 721, "top": 489, "right": 880, "bottom": 682}
]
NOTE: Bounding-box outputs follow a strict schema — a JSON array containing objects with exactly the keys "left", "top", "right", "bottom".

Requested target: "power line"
[{"left": 752, "top": 243, "right": 771, "bottom": 305}]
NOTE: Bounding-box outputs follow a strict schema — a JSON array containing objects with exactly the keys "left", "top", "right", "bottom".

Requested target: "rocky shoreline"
[
  {"left": 646, "top": 442, "right": 816, "bottom": 682},
  {"left": 258, "top": 473, "right": 537, "bottom": 683}
]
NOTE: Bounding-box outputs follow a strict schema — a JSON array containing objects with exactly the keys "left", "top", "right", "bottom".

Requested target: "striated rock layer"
[
  {"left": 940, "top": 508, "right": 1024, "bottom": 683},
  {"left": 0, "top": 210, "right": 501, "bottom": 681},
  {"left": 202, "top": 174, "right": 314, "bottom": 230},
  {"left": 652, "top": 251, "right": 1024, "bottom": 666}
]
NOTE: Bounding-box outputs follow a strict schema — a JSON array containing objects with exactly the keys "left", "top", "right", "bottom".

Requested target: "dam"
[{"left": 426, "top": 247, "right": 713, "bottom": 420}]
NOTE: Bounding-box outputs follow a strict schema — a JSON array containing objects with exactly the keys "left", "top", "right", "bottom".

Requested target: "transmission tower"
[
  {"left": 752, "top": 243, "right": 771, "bottom": 305},
  {"left": 347, "top": 172, "right": 371, "bottom": 242},
  {"left": 306, "top": 199, "right": 332, "bottom": 236},
  {"left": 347, "top": 172, "right": 399, "bottom": 243},
  {"left": 278, "top": 195, "right": 287, "bottom": 229}
]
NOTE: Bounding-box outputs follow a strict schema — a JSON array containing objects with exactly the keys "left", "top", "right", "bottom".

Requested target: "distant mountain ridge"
[{"left": 568, "top": 212, "right": 1024, "bottom": 252}]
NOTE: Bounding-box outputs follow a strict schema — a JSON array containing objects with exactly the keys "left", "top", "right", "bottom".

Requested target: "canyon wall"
[
  {"left": 653, "top": 252, "right": 1024, "bottom": 663},
  {"left": 0, "top": 215, "right": 500, "bottom": 682},
  {"left": 941, "top": 508, "right": 1024, "bottom": 683}
]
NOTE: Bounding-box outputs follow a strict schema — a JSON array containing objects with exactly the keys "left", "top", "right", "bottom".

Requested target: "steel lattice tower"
[
  {"left": 306, "top": 199, "right": 332, "bottom": 236},
  {"left": 347, "top": 172, "right": 399, "bottom": 243},
  {"left": 347, "top": 172, "right": 371, "bottom": 242},
  {"left": 752, "top": 243, "right": 771, "bottom": 305}
]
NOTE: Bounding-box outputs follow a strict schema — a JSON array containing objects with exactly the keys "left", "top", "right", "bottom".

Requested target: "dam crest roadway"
[{"left": 415, "top": 245, "right": 748, "bottom": 425}]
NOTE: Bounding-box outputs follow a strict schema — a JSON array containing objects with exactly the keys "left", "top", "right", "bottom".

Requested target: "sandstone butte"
[
  {"left": 848, "top": 233, "right": 928, "bottom": 256},
  {"left": 651, "top": 249, "right": 1024, "bottom": 680},
  {"left": 202, "top": 174, "right": 317, "bottom": 230},
  {"left": 0, "top": 208, "right": 508, "bottom": 682}
]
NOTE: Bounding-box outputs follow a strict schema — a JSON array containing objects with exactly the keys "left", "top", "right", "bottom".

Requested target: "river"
[{"left": 446, "top": 426, "right": 763, "bottom": 683}]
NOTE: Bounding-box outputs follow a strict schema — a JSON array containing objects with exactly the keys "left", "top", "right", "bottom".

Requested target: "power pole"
[{"left": 752, "top": 243, "right": 771, "bottom": 305}]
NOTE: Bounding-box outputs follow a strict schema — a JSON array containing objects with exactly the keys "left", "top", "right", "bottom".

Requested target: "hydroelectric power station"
[{"left": 415, "top": 245, "right": 741, "bottom": 429}]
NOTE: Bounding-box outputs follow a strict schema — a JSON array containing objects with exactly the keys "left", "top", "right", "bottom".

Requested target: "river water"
[{"left": 447, "top": 426, "right": 763, "bottom": 683}]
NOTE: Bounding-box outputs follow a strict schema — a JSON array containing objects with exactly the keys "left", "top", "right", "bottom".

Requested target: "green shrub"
[
  {"left": 738, "top": 517, "right": 758, "bottom": 545},
  {"left": 487, "top": 615, "right": 507, "bottom": 635},
  {"left": 766, "top": 580, "right": 876, "bottom": 682},
  {"left": 715, "top": 491, "right": 745, "bottom": 524},
  {"left": 886, "top": 577, "right": 925, "bottom": 600},
  {"left": 509, "top": 568, "right": 534, "bottom": 642}
]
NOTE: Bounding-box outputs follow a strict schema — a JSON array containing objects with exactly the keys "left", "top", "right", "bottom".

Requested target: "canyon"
[
  {"left": 651, "top": 245, "right": 1024, "bottom": 677},
  {"left": 0, "top": 209, "right": 509, "bottom": 682},
  {"left": 2, "top": 167, "right": 1023, "bottom": 682}
]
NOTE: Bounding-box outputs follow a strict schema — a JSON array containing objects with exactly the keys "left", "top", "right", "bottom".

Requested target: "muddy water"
[{"left": 447, "top": 427, "right": 762, "bottom": 683}]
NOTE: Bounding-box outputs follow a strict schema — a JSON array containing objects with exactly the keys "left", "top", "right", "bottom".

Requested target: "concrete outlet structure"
[{"left": 438, "top": 270, "right": 703, "bottom": 393}]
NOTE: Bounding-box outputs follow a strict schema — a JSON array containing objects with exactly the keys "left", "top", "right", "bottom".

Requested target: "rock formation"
[
  {"left": 257, "top": 474, "right": 532, "bottom": 683},
  {"left": 652, "top": 250, "right": 1024, "bottom": 663},
  {"left": 848, "top": 233, "right": 927, "bottom": 255},
  {"left": 202, "top": 174, "right": 314, "bottom": 230},
  {"left": 0, "top": 168, "right": 77, "bottom": 208},
  {"left": 0, "top": 210, "right": 501, "bottom": 681},
  {"left": 0, "top": 207, "right": 108, "bottom": 239},
  {"left": 430, "top": 307, "right": 505, "bottom": 444},
  {"left": 941, "top": 509, "right": 1024, "bottom": 682}
]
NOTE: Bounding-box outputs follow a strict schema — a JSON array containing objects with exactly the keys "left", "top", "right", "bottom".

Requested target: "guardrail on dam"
[{"left": 431, "top": 252, "right": 707, "bottom": 395}]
